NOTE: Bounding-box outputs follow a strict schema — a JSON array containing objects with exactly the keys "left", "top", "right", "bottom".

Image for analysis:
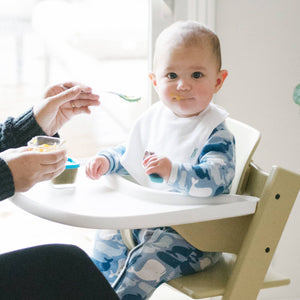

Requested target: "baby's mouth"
[
  {"left": 170, "top": 93, "right": 194, "bottom": 101},
  {"left": 170, "top": 93, "right": 181, "bottom": 101}
]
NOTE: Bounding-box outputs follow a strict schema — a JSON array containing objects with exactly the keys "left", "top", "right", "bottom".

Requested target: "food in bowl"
[
  {"left": 28, "top": 136, "right": 65, "bottom": 152},
  {"left": 51, "top": 158, "right": 80, "bottom": 187}
]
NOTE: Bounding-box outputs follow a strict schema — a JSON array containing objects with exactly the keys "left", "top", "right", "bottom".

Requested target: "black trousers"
[{"left": 0, "top": 244, "right": 119, "bottom": 300}]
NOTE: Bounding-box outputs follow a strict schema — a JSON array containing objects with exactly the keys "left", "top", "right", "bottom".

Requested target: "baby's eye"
[
  {"left": 192, "top": 72, "right": 203, "bottom": 79},
  {"left": 167, "top": 73, "right": 177, "bottom": 79}
]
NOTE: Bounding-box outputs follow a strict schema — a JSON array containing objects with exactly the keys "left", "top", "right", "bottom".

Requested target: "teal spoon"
[
  {"left": 149, "top": 173, "right": 164, "bottom": 183},
  {"left": 143, "top": 150, "right": 164, "bottom": 183}
]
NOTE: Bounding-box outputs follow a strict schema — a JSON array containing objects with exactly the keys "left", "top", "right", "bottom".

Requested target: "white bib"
[{"left": 121, "top": 102, "right": 228, "bottom": 189}]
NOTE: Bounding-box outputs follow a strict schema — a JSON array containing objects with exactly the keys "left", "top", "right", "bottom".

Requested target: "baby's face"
[{"left": 151, "top": 45, "right": 226, "bottom": 118}]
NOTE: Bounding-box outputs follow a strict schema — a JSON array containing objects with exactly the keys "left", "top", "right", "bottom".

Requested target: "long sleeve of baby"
[{"left": 167, "top": 123, "right": 235, "bottom": 197}]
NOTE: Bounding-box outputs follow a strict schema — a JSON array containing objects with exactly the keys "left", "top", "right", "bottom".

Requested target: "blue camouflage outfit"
[{"left": 92, "top": 102, "right": 235, "bottom": 300}]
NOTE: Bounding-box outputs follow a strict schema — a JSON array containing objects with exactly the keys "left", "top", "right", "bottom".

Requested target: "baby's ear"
[
  {"left": 214, "top": 70, "right": 228, "bottom": 93},
  {"left": 148, "top": 73, "right": 157, "bottom": 87}
]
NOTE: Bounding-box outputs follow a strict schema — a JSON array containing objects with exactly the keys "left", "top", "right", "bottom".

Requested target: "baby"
[{"left": 86, "top": 21, "right": 235, "bottom": 300}]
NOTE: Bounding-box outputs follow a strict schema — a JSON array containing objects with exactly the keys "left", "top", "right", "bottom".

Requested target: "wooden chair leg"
[{"left": 223, "top": 167, "right": 300, "bottom": 300}]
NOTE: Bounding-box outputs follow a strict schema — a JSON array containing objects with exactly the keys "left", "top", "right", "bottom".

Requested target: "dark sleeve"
[
  {"left": 0, "top": 108, "right": 59, "bottom": 201},
  {"left": 0, "top": 158, "right": 14, "bottom": 201},
  {"left": 0, "top": 244, "right": 120, "bottom": 299},
  {"left": 0, "top": 108, "right": 46, "bottom": 151}
]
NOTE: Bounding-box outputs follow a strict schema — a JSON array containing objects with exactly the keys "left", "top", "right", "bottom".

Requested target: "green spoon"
[{"left": 105, "top": 91, "right": 141, "bottom": 102}]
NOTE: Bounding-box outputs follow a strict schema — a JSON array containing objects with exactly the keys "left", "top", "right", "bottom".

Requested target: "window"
[
  {"left": 0, "top": 0, "right": 215, "bottom": 261},
  {"left": 0, "top": 0, "right": 215, "bottom": 158}
]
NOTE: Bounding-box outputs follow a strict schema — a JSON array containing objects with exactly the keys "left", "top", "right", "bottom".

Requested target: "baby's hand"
[
  {"left": 143, "top": 154, "right": 172, "bottom": 182},
  {"left": 85, "top": 156, "right": 110, "bottom": 180}
]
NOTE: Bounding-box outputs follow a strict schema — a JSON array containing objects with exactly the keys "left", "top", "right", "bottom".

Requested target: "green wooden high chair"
[
  {"left": 120, "top": 117, "right": 300, "bottom": 300},
  {"left": 165, "top": 118, "right": 300, "bottom": 299},
  {"left": 121, "top": 118, "right": 300, "bottom": 300}
]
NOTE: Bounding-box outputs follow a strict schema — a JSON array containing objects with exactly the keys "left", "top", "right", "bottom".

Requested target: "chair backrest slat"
[{"left": 225, "top": 118, "right": 261, "bottom": 194}]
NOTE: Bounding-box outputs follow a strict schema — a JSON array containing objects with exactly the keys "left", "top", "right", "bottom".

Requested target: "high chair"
[
  {"left": 10, "top": 117, "right": 300, "bottom": 299},
  {"left": 120, "top": 117, "right": 300, "bottom": 300}
]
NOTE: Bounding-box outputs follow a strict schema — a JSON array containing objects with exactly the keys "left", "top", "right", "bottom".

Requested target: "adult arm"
[
  {"left": 0, "top": 82, "right": 99, "bottom": 151},
  {"left": 0, "top": 147, "right": 67, "bottom": 201},
  {"left": 0, "top": 158, "right": 15, "bottom": 200},
  {"left": 0, "top": 244, "right": 119, "bottom": 299},
  {"left": 0, "top": 108, "right": 62, "bottom": 201},
  {"left": 0, "top": 109, "right": 45, "bottom": 152},
  {"left": 0, "top": 82, "right": 99, "bottom": 200}
]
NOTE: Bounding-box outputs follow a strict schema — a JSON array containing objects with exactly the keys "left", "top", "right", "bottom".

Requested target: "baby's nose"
[{"left": 177, "top": 79, "right": 191, "bottom": 90}]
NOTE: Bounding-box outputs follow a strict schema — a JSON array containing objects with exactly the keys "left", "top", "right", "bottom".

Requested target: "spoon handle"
[{"left": 104, "top": 91, "right": 141, "bottom": 102}]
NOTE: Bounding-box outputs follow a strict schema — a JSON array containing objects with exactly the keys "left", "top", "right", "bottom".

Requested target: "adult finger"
[
  {"left": 61, "top": 82, "right": 92, "bottom": 93},
  {"left": 73, "top": 93, "right": 100, "bottom": 100},
  {"left": 47, "top": 86, "right": 82, "bottom": 108},
  {"left": 70, "top": 99, "right": 100, "bottom": 109},
  {"left": 31, "top": 149, "right": 67, "bottom": 165},
  {"left": 39, "top": 163, "right": 66, "bottom": 182},
  {"left": 68, "top": 106, "right": 91, "bottom": 115},
  {"left": 41, "top": 156, "right": 67, "bottom": 174}
]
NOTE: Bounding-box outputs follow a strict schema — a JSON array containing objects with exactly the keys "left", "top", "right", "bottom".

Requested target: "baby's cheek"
[{"left": 158, "top": 84, "right": 171, "bottom": 98}]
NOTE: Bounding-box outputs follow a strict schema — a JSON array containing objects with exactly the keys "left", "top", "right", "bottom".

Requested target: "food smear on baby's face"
[{"left": 170, "top": 93, "right": 181, "bottom": 101}]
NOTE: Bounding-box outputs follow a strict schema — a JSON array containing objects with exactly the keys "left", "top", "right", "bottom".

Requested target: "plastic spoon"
[
  {"left": 104, "top": 91, "right": 141, "bottom": 102},
  {"left": 144, "top": 150, "right": 164, "bottom": 183},
  {"left": 60, "top": 84, "right": 141, "bottom": 102}
]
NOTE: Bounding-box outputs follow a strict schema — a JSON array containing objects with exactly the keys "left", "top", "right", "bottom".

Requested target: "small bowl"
[
  {"left": 52, "top": 158, "right": 80, "bottom": 188},
  {"left": 28, "top": 136, "right": 65, "bottom": 152}
]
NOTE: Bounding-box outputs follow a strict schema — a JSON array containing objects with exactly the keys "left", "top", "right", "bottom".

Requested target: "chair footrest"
[{"left": 167, "top": 254, "right": 290, "bottom": 299}]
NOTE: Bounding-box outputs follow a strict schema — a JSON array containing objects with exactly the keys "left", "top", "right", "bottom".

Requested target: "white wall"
[{"left": 214, "top": 1, "right": 300, "bottom": 299}]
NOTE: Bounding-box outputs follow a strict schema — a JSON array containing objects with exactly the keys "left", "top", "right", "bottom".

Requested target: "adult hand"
[
  {"left": 34, "top": 82, "right": 100, "bottom": 136},
  {"left": 0, "top": 147, "right": 67, "bottom": 193}
]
